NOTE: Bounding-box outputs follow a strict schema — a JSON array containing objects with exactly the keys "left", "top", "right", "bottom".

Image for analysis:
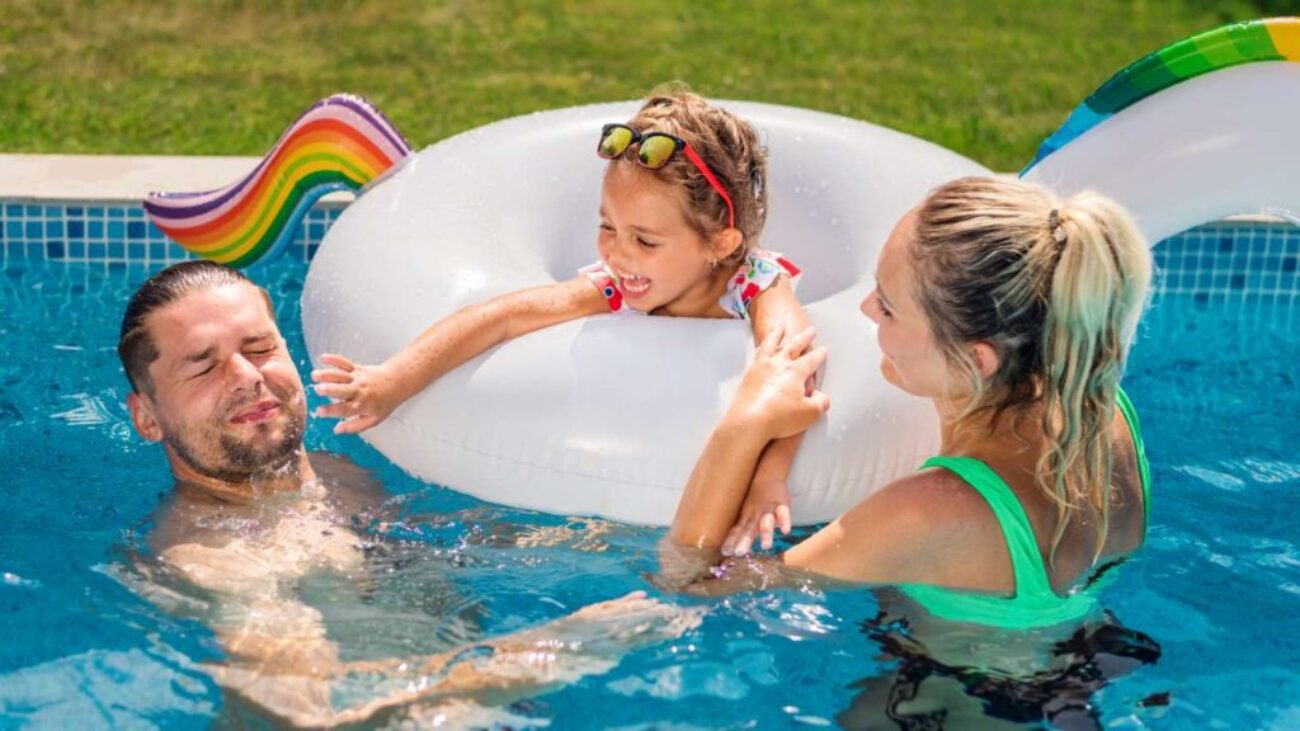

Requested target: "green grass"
[{"left": 0, "top": 0, "right": 1281, "bottom": 169}]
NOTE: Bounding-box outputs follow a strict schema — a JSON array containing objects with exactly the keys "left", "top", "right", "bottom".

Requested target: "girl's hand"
[
  {"left": 721, "top": 478, "right": 792, "bottom": 557},
  {"left": 726, "top": 324, "right": 830, "bottom": 442},
  {"left": 311, "top": 354, "right": 405, "bottom": 434}
]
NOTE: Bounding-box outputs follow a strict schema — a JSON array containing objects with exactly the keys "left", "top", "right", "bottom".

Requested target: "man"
[{"left": 119, "top": 260, "right": 696, "bottom": 727}]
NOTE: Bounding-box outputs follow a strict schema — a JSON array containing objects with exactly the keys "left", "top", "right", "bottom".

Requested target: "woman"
[
  {"left": 666, "top": 176, "right": 1158, "bottom": 725},
  {"left": 669, "top": 175, "right": 1153, "bottom": 627}
]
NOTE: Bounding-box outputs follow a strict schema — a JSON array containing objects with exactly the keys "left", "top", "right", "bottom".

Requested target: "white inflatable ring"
[
  {"left": 302, "top": 20, "right": 1300, "bottom": 525},
  {"left": 303, "top": 100, "right": 988, "bottom": 524}
]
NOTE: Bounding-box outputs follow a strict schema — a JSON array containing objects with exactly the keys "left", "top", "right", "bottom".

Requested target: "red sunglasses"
[{"left": 597, "top": 123, "right": 736, "bottom": 229}]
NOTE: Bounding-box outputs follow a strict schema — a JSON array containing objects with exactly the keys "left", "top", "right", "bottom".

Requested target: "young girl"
[{"left": 313, "top": 90, "right": 810, "bottom": 546}]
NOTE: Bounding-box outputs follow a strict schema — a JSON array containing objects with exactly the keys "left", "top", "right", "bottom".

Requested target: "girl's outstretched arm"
[
  {"left": 726, "top": 277, "right": 814, "bottom": 555},
  {"left": 314, "top": 277, "right": 608, "bottom": 434}
]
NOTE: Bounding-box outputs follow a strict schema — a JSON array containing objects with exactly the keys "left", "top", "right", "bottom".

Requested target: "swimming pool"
[{"left": 1, "top": 220, "right": 1297, "bottom": 728}]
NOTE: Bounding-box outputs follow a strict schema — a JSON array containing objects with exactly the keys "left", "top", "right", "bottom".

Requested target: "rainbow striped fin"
[
  {"left": 1023, "top": 17, "right": 1300, "bottom": 175},
  {"left": 145, "top": 94, "right": 412, "bottom": 268}
]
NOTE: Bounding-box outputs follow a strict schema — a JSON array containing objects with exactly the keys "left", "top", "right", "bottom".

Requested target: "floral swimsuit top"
[{"left": 579, "top": 249, "right": 802, "bottom": 320}]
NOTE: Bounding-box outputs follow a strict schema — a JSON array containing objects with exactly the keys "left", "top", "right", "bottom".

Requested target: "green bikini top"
[{"left": 898, "top": 389, "right": 1152, "bottom": 629}]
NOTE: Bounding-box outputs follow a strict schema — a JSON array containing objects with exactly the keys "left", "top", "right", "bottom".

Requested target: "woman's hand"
[
  {"left": 722, "top": 478, "right": 792, "bottom": 557},
  {"left": 311, "top": 354, "right": 406, "bottom": 434},
  {"left": 725, "top": 324, "right": 830, "bottom": 442}
]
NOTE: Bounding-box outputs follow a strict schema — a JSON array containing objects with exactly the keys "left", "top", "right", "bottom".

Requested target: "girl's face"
[
  {"left": 598, "top": 164, "right": 719, "bottom": 314},
  {"left": 860, "top": 208, "right": 962, "bottom": 401}
]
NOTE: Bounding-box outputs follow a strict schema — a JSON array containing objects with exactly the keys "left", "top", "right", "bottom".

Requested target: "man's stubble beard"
[{"left": 164, "top": 397, "right": 308, "bottom": 484}]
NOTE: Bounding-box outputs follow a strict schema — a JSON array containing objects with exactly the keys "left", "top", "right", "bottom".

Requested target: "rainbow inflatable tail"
[
  {"left": 1024, "top": 18, "right": 1300, "bottom": 175},
  {"left": 1020, "top": 17, "right": 1300, "bottom": 242},
  {"left": 144, "top": 94, "right": 411, "bottom": 268}
]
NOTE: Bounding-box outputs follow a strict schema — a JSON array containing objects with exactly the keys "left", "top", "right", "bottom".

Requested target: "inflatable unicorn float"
[{"left": 146, "top": 19, "right": 1300, "bottom": 524}]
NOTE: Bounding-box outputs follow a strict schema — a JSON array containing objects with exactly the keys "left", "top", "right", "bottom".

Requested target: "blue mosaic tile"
[{"left": 10, "top": 199, "right": 1287, "bottom": 303}]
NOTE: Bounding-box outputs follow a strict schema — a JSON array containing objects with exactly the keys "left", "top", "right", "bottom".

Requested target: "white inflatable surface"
[
  {"left": 302, "top": 101, "right": 989, "bottom": 524},
  {"left": 1023, "top": 62, "right": 1300, "bottom": 238}
]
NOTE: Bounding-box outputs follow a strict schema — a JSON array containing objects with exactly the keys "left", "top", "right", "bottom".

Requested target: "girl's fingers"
[
  {"left": 336, "top": 414, "right": 380, "bottom": 435},
  {"left": 733, "top": 520, "right": 757, "bottom": 557},
  {"left": 776, "top": 505, "right": 792, "bottom": 535},
  {"left": 315, "top": 403, "right": 344, "bottom": 419},
  {"left": 313, "top": 383, "right": 356, "bottom": 400},
  {"left": 315, "top": 400, "right": 359, "bottom": 419},
  {"left": 758, "top": 513, "right": 776, "bottom": 550},
  {"left": 319, "top": 353, "right": 356, "bottom": 372},
  {"left": 311, "top": 368, "right": 353, "bottom": 384},
  {"left": 721, "top": 526, "right": 740, "bottom": 557}
]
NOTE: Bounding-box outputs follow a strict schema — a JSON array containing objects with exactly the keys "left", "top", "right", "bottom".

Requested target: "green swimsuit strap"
[
  {"left": 901, "top": 456, "right": 1097, "bottom": 628},
  {"left": 1115, "top": 387, "right": 1153, "bottom": 535},
  {"left": 900, "top": 390, "right": 1151, "bottom": 628},
  {"left": 919, "top": 455, "right": 1058, "bottom": 602}
]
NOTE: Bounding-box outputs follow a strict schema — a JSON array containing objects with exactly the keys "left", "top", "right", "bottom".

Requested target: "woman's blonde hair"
[
  {"left": 623, "top": 85, "right": 768, "bottom": 269},
  {"left": 910, "top": 177, "right": 1151, "bottom": 561}
]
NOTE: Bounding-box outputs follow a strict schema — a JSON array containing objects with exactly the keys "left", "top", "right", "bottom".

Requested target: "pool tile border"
[{"left": 2, "top": 199, "right": 1298, "bottom": 303}]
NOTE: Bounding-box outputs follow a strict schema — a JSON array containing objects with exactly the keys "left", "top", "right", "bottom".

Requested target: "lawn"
[{"left": 0, "top": 0, "right": 1284, "bottom": 170}]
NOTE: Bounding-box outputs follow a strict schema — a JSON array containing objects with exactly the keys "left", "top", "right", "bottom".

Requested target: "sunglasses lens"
[
  {"left": 638, "top": 135, "right": 678, "bottom": 169},
  {"left": 598, "top": 126, "right": 634, "bottom": 159}
]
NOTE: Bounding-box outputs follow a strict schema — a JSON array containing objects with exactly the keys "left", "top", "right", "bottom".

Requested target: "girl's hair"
[
  {"left": 910, "top": 177, "right": 1151, "bottom": 561},
  {"left": 623, "top": 86, "right": 768, "bottom": 269}
]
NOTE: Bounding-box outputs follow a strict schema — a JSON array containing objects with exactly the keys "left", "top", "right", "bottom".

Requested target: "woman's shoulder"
[{"left": 784, "top": 468, "right": 1013, "bottom": 589}]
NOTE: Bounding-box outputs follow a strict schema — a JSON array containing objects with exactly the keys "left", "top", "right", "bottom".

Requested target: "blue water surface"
[{"left": 0, "top": 258, "right": 1296, "bottom": 729}]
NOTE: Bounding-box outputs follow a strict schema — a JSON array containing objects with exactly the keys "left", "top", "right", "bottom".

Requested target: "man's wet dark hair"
[{"left": 117, "top": 260, "right": 271, "bottom": 395}]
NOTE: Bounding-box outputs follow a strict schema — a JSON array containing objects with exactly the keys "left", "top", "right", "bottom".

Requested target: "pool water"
[{"left": 0, "top": 257, "right": 1297, "bottom": 729}]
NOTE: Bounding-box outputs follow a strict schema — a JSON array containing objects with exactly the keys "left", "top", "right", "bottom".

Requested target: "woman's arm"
[
  {"left": 314, "top": 277, "right": 607, "bottom": 434},
  {"left": 661, "top": 324, "right": 995, "bottom": 596},
  {"left": 668, "top": 325, "right": 828, "bottom": 548}
]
